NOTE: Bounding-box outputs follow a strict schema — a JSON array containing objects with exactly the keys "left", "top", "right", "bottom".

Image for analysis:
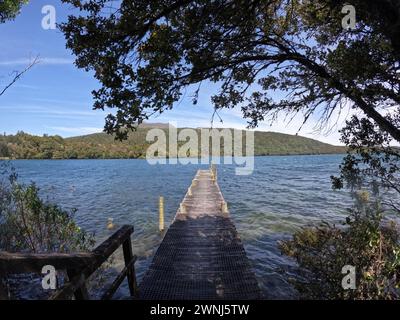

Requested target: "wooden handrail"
[
  {"left": 51, "top": 225, "right": 137, "bottom": 300},
  {"left": 92, "top": 225, "right": 133, "bottom": 258},
  {"left": 0, "top": 252, "right": 95, "bottom": 275},
  {"left": 0, "top": 225, "right": 138, "bottom": 300}
]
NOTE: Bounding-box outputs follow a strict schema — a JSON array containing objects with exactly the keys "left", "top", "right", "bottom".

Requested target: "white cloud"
[
  {"left": 0, "top": 57, "right": 73, "bottom": 66},
  {"left": 48, "top": 126, "right": 102, "bottom": 135},
  {"left": 0, "top": 105, "right": 106, "bottom": 118},
  {"left": 152, "top": 107, "right": 347, "bottom": 145},
  {"left": 12, "top": 84, "right": 39, "bottom": 89},
  {"left": 215, "top": 102, "right": 361, "bottom": 145}
]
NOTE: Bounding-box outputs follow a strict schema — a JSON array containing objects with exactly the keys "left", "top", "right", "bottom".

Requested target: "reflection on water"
[{"left": 9, "top": 155, "right": 351, "bottom": 299}]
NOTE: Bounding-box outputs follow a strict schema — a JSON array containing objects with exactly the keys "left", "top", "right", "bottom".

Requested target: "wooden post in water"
[
  {"left": 159, "top": 196, "right": 164, "bottom": 232},
  {"left": 221, "top": 201, "right": 228, "bottom": 214},
  {"left": 210, "top": 164, "right": 217, "bottom": 182},
  {"left": 180, "top": 203, "right": 186, "bottom": 214}
]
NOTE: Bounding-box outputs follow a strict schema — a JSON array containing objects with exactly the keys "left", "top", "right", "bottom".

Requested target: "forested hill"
[{"left": 0, "top": 127, "right": 345, "bottom": 159}]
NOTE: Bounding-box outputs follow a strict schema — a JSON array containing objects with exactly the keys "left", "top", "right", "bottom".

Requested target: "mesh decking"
[{"left": 139, "top": 170, "right": 262, "bottom": 299}]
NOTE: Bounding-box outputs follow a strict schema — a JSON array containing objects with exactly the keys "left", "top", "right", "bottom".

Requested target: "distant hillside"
[{"left": 0, "top": 126, "right": 345, "bottom": 159}]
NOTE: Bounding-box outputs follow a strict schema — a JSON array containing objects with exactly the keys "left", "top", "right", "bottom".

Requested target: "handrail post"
[
  {"left": 67, "top": 269, "right": 89, "bottom": 300},
  {"left": 0, "top": 279, "right": 8, "bottom": 300},
  {"left": 122, "top": 237, "right": 139, "bottom": 298}
]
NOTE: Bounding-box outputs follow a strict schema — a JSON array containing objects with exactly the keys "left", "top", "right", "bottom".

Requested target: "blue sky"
[{"left": 0, "top": 1, "right": 347, "bottom": 144}]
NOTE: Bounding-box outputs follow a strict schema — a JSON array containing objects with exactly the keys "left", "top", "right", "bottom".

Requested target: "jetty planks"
[{"left": 139, "top": 169, "right": 261, "bottom": 299}]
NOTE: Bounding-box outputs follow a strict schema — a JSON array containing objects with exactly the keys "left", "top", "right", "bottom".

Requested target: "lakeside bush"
[
  {"left": 0, "top": 164, "right": 95, "bottom": 298},
  {"left": 280, "top": 193, "right": 400, "bottom": 299},
  {"left": 0, "top": 166, "right": 94, "bottom": 253}
]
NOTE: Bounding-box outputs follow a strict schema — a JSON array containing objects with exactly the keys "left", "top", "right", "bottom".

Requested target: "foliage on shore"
[
  {"left": 0, "top": 129, "right": 345, "bottom": 160},
  {"left": 280, "top": 192, "right": 400, "bottom": 299},
  {"left": 0, "top": 165, "right": 94, "bottom": 253}
]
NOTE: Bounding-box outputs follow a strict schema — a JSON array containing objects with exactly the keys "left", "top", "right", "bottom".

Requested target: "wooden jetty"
[
  {"left": 139, "top": 167, "right": 261, "bottom": 299},
  {"left": 0, "top": 166, "right": 260, "bottom": 300}
]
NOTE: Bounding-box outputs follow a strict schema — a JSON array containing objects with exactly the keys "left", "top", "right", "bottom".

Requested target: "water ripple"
[{"left": 9, "top": 155, "right": 351, "bottom": 299}]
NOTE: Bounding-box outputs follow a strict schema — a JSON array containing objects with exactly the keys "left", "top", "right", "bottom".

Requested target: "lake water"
[{"left": 8, "top": 155, "right": 352, "bottom": 299}]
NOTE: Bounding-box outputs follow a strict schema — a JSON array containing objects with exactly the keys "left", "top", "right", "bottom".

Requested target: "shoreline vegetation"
[
  {"left": 0, "top": 125, "right": 345, "bottom": 160},
  {"left": 0, "top": 153, "right": 346, "bottom": 161}
]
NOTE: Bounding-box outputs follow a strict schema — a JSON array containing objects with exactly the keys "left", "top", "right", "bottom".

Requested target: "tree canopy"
[
  {"left": 60, "top": 0, "right": 400, "bottom": 140},
  {"left": 0, "top": 0, "right": 28, "bottom": 23}
]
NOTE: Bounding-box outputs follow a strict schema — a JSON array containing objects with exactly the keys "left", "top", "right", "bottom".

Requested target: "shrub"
[
  {"left": 279, "top": 196, "right": 400, "bottom": 299},
  {"left": 0, "top": 165, "right": 94, "bottom": 253},
  {"left": 0, "top": 165, "right": 96, "bottom": 299}
]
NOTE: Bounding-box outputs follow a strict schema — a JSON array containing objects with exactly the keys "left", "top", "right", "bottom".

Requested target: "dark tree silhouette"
[
  {"left": 0, "top": 0, "right": 28, "bottom": 23},
  {"left": 60, "top": 0, "right": 399, "bottom": 140}
]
